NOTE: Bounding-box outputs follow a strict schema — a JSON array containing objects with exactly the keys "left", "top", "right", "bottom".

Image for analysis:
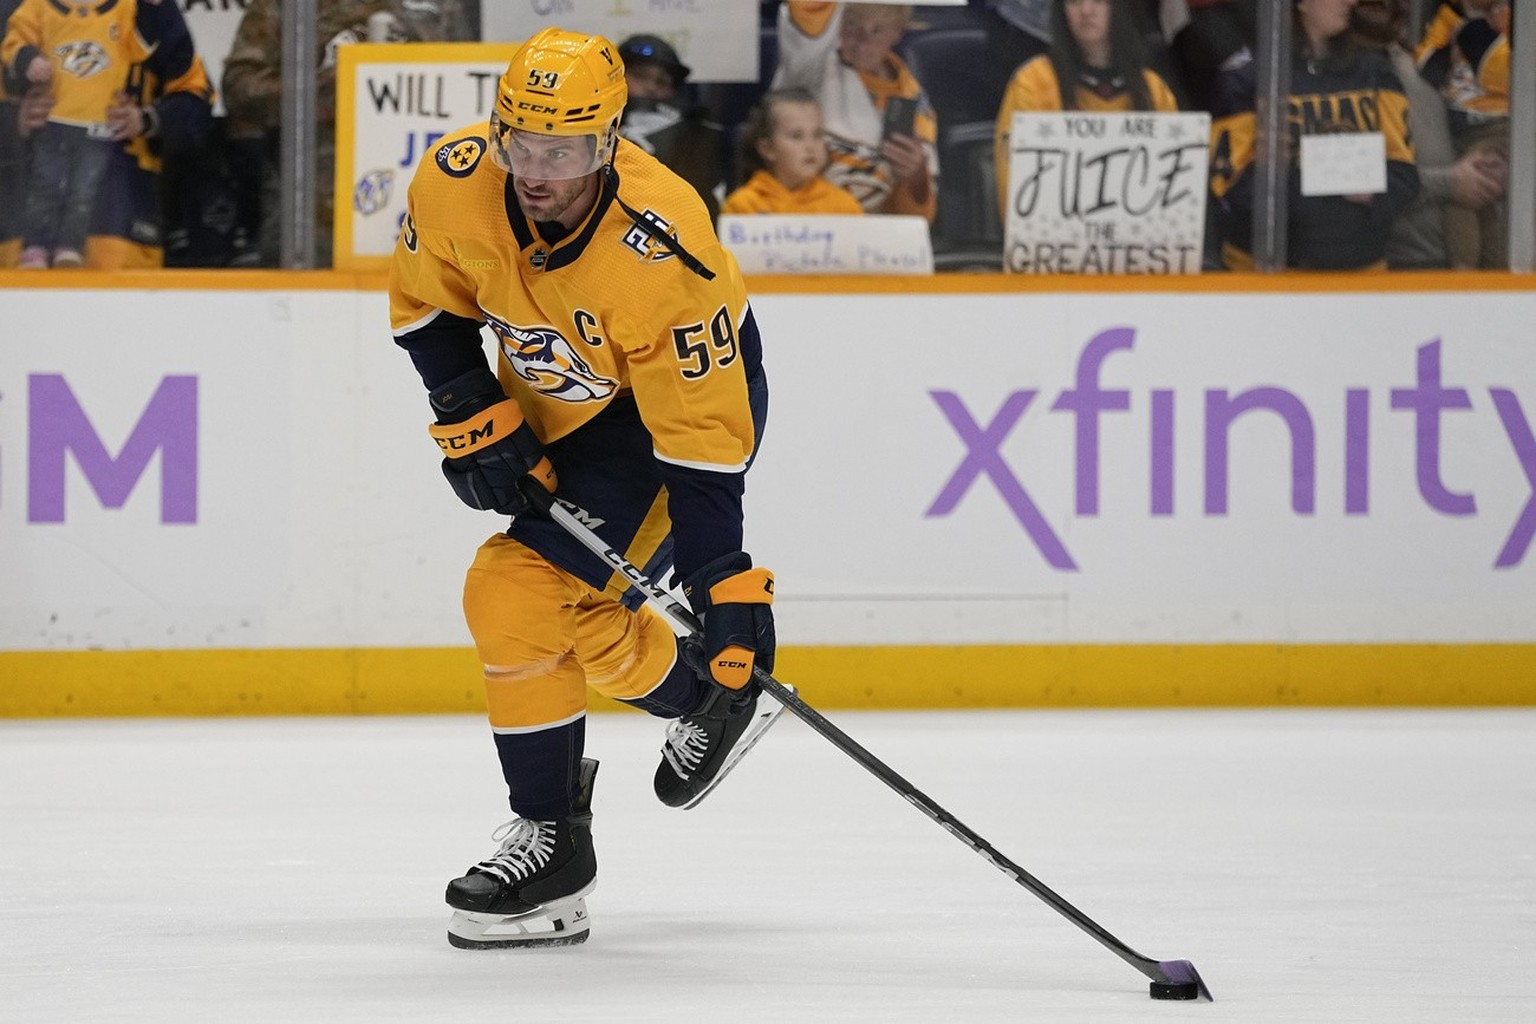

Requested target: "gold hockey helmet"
[{"left": 489, "top": 27, "right": 628, "bottom": 180}]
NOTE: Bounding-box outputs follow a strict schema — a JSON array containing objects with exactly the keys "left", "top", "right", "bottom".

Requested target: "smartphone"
[{"left": 881, "top": 96, "right": 918, "bottom": 140}]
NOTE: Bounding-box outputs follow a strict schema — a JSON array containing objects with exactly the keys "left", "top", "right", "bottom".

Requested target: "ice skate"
[
  {"left": 446, "top": 758, "right": 598, "bottom": 949},
  {"left": 654, "top": 683, "right": 790, "bottom": 809}
]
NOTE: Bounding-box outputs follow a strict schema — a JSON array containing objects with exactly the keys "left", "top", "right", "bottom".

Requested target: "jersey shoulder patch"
[{"left": 435, "top": 136, "right": 486, "bottom": 178}]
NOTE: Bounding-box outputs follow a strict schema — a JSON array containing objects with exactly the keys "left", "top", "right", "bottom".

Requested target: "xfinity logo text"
[{"left": 927, "top": 329, "right": 1536, "bottom": 570}]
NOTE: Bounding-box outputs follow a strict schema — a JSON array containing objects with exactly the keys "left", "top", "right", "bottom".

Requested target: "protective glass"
[{"left": 489, "top": 112, "right": 605, "bottom": 180}]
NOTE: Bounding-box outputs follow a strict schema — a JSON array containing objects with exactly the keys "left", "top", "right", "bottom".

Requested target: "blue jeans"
[{"left": 23, "top": 122, "right": 112, "bottom": 252}]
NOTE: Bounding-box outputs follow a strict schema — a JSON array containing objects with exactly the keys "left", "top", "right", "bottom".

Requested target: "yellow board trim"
[
  {"left": 4, "top": 268, "right": 1536, "bottom": 295},
  {"left": 2, "top": 644, "right": 1533, "bottom": 717}
]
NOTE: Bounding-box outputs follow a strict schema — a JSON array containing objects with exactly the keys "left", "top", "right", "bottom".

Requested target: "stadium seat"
[
  {"left": 899, "top": 27, "right": 1001, "bottom": 127},
  {"left": 932, "top": 119, "right": 1004, "bottom": 272}
]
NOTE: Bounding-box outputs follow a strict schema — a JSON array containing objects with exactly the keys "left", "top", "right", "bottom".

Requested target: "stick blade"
[{"left": 1150, "top": 959, "right": 1213, "bottom": 1002}]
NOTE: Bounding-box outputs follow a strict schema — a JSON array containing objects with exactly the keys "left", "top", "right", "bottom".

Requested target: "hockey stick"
[{"left": 521, "top": 484, "right": 1213, "bottom": 1003}]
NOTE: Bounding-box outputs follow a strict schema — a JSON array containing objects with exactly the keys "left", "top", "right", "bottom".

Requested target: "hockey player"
[{"left": 388, "top": 27, "right": 779, "bottom": 949}]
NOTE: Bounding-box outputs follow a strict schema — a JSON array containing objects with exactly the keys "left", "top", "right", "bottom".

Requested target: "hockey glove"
[
  {"left": 681, "top": 552, "right": 775, "bottom": 691},
  {"left": 427, "top": 367, "right": 556, "bottom": 515}
]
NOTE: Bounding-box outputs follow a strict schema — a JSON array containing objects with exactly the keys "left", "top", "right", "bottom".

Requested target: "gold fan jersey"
[
  {"left": 993, "top": 55, "right": 1179, "bottom": 224},
  {"left": 2, "top": 0, "right": 144, "bottom": 129},
  {"left": 720, "top": 169, "right": 865, "bottom": 215},
  {"left": 390, "top": 128, "right": 763, "bottom": 583},
  {"left": 1209, "top": 48, "right": 1417, "bottom": 271}
]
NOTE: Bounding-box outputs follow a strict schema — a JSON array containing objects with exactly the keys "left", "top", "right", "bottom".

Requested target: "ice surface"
[{"left": 2, "top": 708, "right": 1533, "bottom": 1022}]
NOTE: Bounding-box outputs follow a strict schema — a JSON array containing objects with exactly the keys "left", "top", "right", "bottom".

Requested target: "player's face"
[
  {"left": 513, "top": 166, "right": 601, "bottom": 228},
  {"left": 1064, "top": 0, "right": 1111, "bottom": 56},
  {"left": 758, "top": 100, "right": 827, "bottom": 193},
  {"left": 496, "top": 127, "right": 602, "bottom": 181}
]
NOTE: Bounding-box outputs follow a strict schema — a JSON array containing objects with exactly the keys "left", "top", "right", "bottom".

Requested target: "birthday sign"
[
  {"left": 718, "top": 214, "right": 933, "bottom": 275},
  {"left": 1003, "top": 111, "right": 1210, "bottom": 275}
]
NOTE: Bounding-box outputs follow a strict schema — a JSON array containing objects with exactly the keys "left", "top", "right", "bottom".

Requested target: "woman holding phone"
[
  {"left": 773, "top": 2, "right": 939, "bottom": 221},
  {"left": 993, "top": 0, "right": 1180, "bottom": 221}
]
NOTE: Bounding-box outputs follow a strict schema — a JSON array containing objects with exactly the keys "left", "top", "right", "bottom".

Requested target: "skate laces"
[
  {"left": 661, "top": 718, "right": 710, "bottom": 779},
  {"left": 473, "top": 818, "right": 557, "bottom": 885}
]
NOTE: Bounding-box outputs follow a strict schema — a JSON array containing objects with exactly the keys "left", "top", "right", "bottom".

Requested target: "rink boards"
[{"left": 1, "top": 271, "right": 1533, "bottom": 714}]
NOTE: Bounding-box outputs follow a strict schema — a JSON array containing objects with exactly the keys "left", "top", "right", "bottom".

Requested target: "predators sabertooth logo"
[
  {"left": 483, "top": 312, "right": 617, "bottom": 402},
  {"left": 54, "top": 41, "right": 110, "bottom": 79}
]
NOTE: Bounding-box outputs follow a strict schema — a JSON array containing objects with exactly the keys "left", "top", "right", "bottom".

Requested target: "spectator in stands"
[
  {"left": 1415, "top": 0, "right": 1508, "bottom": 268},
  {"left": 616, "top": 33, "right": 727, "bottom": 221},
  {"left": 1208, "top": 0, "right": 1417, "bottom": 271},
  {"left": 2, "top": 0, "right": 213, "bottom": 269},
  {"left": 772, "top": 2, "right": 939, "bottom": 221},
  {"left": 222, "top": 0, "right": 476, "bottom": 268},
  {"left": 720, "top": 87, "right": 864, "bottom": 216},
  {"left": 994, "top": 0, "right": 1180, "bottom": 221},
  {"left": 1352, "top": 0, "right": 1505, "bottom": 270}
]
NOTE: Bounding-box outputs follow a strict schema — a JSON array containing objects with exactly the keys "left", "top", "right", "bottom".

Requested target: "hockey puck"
[{"left": 1149, "top": 981, "right": 1201, "bottom": 1001}]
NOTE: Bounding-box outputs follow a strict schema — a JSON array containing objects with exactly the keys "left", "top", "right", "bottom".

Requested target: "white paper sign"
[
  {"left": 1300, "top": 132, "right": 1387, "bottom": 197},
  {"left": 334, "top": 43, "right": 517, "bottom": 270},
  {"left": 179, "top": 0, "right": 246, "bottom": 118},
  {"left": 1004, "top": 111, "right": 1210, "bottom": 275},
  {"left": 480, "top": 0, "right": 756, "bottom": 83},
  {"left": 717, "top": 214, "right": 933, "bottom": 275}
]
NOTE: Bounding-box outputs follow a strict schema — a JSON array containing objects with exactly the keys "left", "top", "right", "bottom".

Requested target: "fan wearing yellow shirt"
[
  {"left": 993, "top": 0, "right": 1179, "bottom": 222},
  {"left": 389, "top": 27, "right": 781, "bottom": 950},
  {"left": 721, "top": 88, "right": 864, "bottom": 216}
]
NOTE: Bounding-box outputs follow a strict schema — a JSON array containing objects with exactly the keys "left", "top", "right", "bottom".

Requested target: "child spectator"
[
  {"left": 720, "top": 88, "right": 864, "bottom": 216},
  {"left": 1420, "top": 0, "right": 1509, "bottom": 268},
  {"left": 994, "top": 0, "right": 1181, "bottom": 221},
  {"left": 772, "top": 2, "right": 939, "bottom": 221},
  {"left": 1208, "top": 0, "right": 1417, "bottom": 271},
  {"left": 616, "top": 33, "right": 727, "bottom": 221},
  {"left": 2, "top": 0, "right": 209, "bottom": 269}
]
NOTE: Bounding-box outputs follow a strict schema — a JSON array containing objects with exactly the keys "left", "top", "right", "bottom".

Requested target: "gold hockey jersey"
[
  {"left": 1, "top": 0, "right": 145, "bottom": 128},
  {"left": 390, "top": 131, "right": 757, "bottom": 477}
]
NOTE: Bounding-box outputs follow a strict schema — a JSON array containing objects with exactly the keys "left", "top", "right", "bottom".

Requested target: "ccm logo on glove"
[
  {"left": 431, "top": 403, "right": 517, "bottom": 453},
  {"left": 426, "top": 369, "right": 555, "bottom": 515},
  {"left": 683, "top": 554, "right": 776, "bottom": 691}
]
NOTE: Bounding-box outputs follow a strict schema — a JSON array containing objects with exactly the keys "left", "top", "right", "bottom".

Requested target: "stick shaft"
[{"left": 541, "top": 494, "right": 1172, "bottom": 985}]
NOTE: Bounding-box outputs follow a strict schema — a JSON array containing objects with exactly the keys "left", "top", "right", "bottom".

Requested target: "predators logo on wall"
[{"left": 484, "top": 311, "right": 617, "bottom": 402}]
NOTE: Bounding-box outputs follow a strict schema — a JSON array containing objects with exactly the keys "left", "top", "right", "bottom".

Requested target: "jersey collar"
[{"left": 503, "top": 166, "right": 620, "bottom": 273}]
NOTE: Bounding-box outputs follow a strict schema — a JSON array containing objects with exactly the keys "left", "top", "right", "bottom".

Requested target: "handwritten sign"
[
  {"left": 482, "top": 1, "right": 757, "bottom": 83},
  {"left": 717, "top": 215, "right": 933, "bottom": 275},
  {"left": 334, "top": 43, "right": 518, "bottom": 271},
  {"left": 1300, "top": 132, "right": 1387, "bottom": 197},
  {"left": 1003, "top": 111, "right": 1210, "bottom": 275}
]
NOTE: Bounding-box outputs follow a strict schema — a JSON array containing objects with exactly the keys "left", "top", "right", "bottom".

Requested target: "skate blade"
[
  {"left": 681, "top": 685, "right": 794, "bottom": 810},
  {"left": 446, "top": 885, "right": 594, "bottom": 949}
]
